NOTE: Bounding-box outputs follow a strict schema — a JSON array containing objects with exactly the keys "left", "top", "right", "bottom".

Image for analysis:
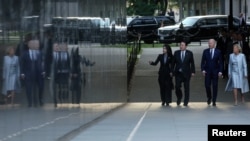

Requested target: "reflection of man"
[
  {"left": 21, "top": 40, "right": 45, "bottom": 107},
  {"left": 239, "top": 13, "right": 246, "bottom": 28},
  {"left": 172, "top": 41, "right": 195, "bottom": 106},
  {"left": 201, "top": 39, "right": 223, "bottom": 106},
  {"left": 58, "top": 43, "right": 70, "bottom": 103},
  {"left": 168, "top": 9, "right": 175, "bottom": 18},
  {"left": 51, "top": 42, "right": 60, "bottom": 107}
]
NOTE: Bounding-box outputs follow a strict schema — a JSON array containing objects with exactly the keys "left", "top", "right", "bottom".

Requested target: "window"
[
  {"left": 217, "top": 18, "right": 227, "bottom": 25},
  {"left": 206, "top": 18, "right": 217, "bottom": 25}
]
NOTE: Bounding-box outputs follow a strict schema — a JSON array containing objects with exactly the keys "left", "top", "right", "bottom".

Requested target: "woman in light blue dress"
[
  {"left": 2, "top": 46, "right": 20, "bottom": 105},
  {"left": 225, "top": 44, "right": 249, "bottom": 105}
]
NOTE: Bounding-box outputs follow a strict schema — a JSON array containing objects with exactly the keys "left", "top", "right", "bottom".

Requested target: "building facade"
[{"left": 179, "top": 0, "right": 249, "bottom": 22}]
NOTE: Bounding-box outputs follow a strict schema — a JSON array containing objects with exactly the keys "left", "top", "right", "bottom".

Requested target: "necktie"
[
  {"left": 181, "top": 51, "right": 184, "bottom": 62},
  {"left": 210, "top": 49, "right": 213, "bottom": 59},
  {"left": 33, "top": 50, "right": 36, "bottom": 61}
]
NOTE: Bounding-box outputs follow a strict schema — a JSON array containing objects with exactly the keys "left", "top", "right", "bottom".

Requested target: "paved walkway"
[{"left": 71, "top": 102, "right": 250, "bottom": 141}]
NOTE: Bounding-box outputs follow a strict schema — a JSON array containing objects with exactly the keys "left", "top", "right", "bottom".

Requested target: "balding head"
[{"left": 208, "top": 39, "right": 216, "bottom": 49}]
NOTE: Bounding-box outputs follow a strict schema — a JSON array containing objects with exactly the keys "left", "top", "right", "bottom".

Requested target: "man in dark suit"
[
  {"left": 216, "top": 28, "right": 231, "bottom": 78},
  {"left": 149, "top": 44, "right": 173, "bottom": 106},
  {"left": 172, "top": 41, "right": 195, "bottom": 106},
  {"left": 201, "top": 39, "right": 223, "bottom": 106},
  {"left": 51, "top": 42, "right": 60, "bottom": 107},
  {"left": 21, "top": 40, "right": 45, "bottom": 107},
  {"left": 58, "top": 43, "right": 71, "bottom": 103}
]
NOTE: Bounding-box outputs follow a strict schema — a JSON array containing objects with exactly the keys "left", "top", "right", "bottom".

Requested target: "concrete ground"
[{"left": 71, "top": 102, "right": 250, "bottom": 141}]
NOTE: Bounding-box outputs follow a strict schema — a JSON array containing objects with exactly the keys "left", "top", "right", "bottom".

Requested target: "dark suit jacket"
[
  {"left": 21, "top": 50, "right": 44, "bottom": 81},
  {"left": 216, "top": 36, "right": 231, "bottom": 56},
  {"left": 241, "top": 41, "right": 250, "bottom": 63},
  {"left": 172, "top": 50, "right": 195, "bottom": 78},
  {"left": 150, "top": 54, "right": 172, "bottom": 76},
  {"left": 201, "top": 48, "right": 223, "bottom": 75}
]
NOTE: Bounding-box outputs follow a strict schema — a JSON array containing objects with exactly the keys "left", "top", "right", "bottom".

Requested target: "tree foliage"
[{"left": 127, "top": 0, "right": 157, "bottom": 16}]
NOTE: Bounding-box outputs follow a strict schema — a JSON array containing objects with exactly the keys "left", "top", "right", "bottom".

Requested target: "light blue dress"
[
  {"left": 231, "top": 55, "right": 241, "bottom": 88},
  {"left": 225, "top": 53, "right": 249, "bottom": 93},
  {"left": 2, "top": 55, "right": 20, "bottom": 95}
]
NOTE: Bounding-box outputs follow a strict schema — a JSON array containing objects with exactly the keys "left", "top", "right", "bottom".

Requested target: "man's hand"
[
  {"left": 218, "top": 72, "right": 223, "bottom": 77},
  {"left": 202, "top": 71, "right": 206, "bottom": 76},
  {"left": 191, "top": 73, "right": 195, "bottom": 77},
  {"left": 148, "top": 61, "right": 153, "bottom": 64},
  {"left": 170, "top": 73, "right": 173, "bottom": 77},
  {"left": 42, "top": 72, "right": 46, "bottom": 78},
  {"left": 21, "top": 74, "right": 25, "bottom": 79}
]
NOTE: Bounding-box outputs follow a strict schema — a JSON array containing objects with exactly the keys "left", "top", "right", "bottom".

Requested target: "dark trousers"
[
  {"left": 71, "top": 77, "right": 81, "bottom": 104},
  {"left": 158, "top": 75, "right": 172, "bottom": 104},
  {"left": 205, "top": 73, "right": 218, "bottom": 103},
  {"left": 25, "top": 77, "right": 43, "bottom": 107},
  {"left": 175, "top": 73, "right": 190, "bottom": 105}
]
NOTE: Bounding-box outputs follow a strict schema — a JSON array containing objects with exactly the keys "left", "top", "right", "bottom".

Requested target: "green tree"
[{"left": 127, "top": 0, "right": 157, "bottom": 16}]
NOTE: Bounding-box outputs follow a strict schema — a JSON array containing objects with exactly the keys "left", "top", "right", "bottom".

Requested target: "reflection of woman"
[
  {"left": 149, "top": 44, "right": 173, "bottom": 106},
  {"left": 2, "top": 46, "right": 20, "bottom": 105},
  {"left": 70, "top": 47, "right": 95, "bottom": 104},
  {"left": 225, "top": 44, "right": 249, "bottom": 106}
]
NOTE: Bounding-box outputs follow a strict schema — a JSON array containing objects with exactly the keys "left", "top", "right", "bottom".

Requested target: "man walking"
[
  {"left": 21, "top": 40, "right": 45, "bottom": 107},
  {"left": 172, "top": 41, "right": 195, "bottom": 106},
  {"left": 201, "top": 39, "right": 223, "bottom": 106}
]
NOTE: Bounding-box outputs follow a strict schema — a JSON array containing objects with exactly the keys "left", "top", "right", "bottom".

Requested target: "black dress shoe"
[
  {"left": 162, "top": 102, "right": 165, "bottom": 106},
  {"left": 166, "top": 103, "right": 169, "bottom": 106},
  {"left": 212, "top": 102, "right": 216, "bottom": 106},
  {"left": 183, "top": 103, "right": 188, "bottom": 106},
  {"left": 177, "top": 99, "right": 181, "bottom": 106},
  {"left": 207, "top": 98, "right": 211, "bottom": 105},
  {"left": 39, "top": 101, "right": 44, "bottom": 106}
]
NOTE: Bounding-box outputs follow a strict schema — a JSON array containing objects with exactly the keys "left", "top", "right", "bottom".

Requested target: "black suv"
[
  {"left": 154, "top": 16, "right": 176, "bottom": 27},
  {"left": 127, "top": 16, "right": 175, "bottom": 44},
  {"left": 158, "top": 15, "right": 250, "bottom": 43}
]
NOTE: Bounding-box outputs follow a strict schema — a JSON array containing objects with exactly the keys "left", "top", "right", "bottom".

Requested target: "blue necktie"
[{"left": 210, "top": 49, "right": 213, "bottom": 59}]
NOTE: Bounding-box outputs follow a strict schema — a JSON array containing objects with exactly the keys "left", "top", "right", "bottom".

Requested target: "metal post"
[
  {"left": 245, "top": 0, "right": 247, "bottom": 20},
  {"left": 228, "top": 0, "right": 233, "bottom": 30}
]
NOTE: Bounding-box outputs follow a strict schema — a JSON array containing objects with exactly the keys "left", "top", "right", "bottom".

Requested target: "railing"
[{"left": 127, "top": 34, "right": 141, "bottom": 99}]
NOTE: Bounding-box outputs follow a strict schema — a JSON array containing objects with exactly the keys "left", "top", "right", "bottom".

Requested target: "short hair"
[{"left": 180, "top": 41, "right": 188, "bottom": 46}]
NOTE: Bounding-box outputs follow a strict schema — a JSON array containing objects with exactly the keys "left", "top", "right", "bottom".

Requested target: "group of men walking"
[{"left": 15, "top": 34, "right": 95, "bottom": 108}]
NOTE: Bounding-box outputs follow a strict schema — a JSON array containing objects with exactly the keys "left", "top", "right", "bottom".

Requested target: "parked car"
[
  {"left": 127, "top": 16, "right": 175, "bottom": 44},
  {"left": 158, "top": 15, "right": 250, "bottom": 43},
  {"left": 127, "top": 16, "right": 158, "bottom": 44}
]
